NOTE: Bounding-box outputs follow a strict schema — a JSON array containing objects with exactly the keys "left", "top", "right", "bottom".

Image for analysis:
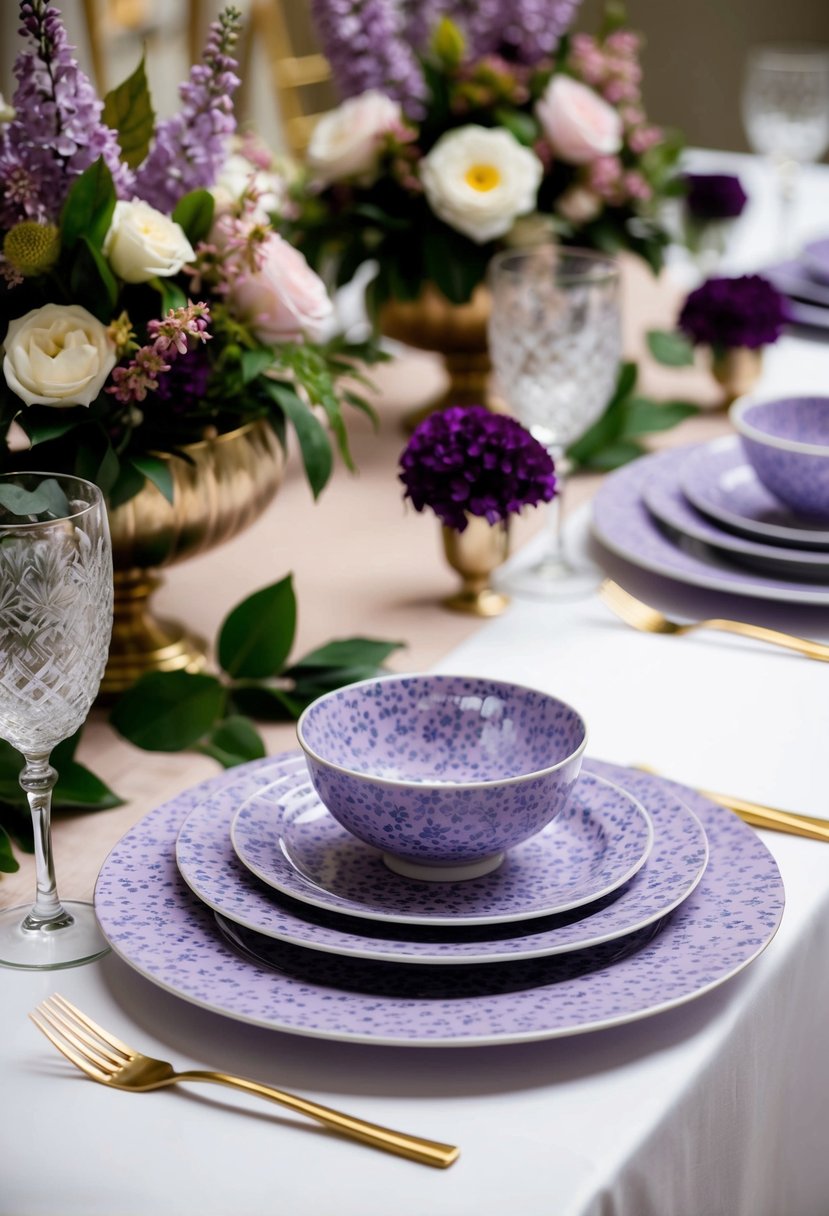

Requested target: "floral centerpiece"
[
  {"left": 287, "top": 0, "right": 681, "bottom": 322},
  {"left": 0, "top": 2, "right": 377, "bottom": 508}
]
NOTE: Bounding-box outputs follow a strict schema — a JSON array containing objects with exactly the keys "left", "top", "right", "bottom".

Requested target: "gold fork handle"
[
  {"left": 177, "top": 1070, "right": 459, "bottom": 1168},
  {"left": 702, "top": 618, "right": 829, "bottom": 662},
  {"left": 699, "top": 790, "right": 829, "bottom": 842}
]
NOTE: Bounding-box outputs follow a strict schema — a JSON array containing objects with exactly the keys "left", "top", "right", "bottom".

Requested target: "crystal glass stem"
[
  {"left": 538, "top": 446, "right": 568, "bottom": 575},
  {"left": 20, "top": 754, "right": 71, "bottom": 932}
]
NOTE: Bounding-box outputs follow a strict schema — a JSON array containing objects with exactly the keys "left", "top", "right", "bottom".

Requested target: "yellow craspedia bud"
[
  {"left": 3, "top": 222, "right": 60, "bottom": 276},
  {"left": 432, "top": 17, "right": 465, "bottom": 69}
]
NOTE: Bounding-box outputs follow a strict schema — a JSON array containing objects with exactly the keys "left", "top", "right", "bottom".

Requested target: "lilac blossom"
[
  {"left": 0, "top": 0, "right": 133, "bottom": 226},
  {"left": 108, "top": 302, "right": 212, "bottom": 404},
  {"left": 134, "top": 9, "right": 241, "bottom": 213},
  {"left": 399, "top": 405, "right": 556, "bottom": 531},
  {"left": 450, "top": 0, "right": 581, "bottom": 63},
  {"left": 678, "top": 275, "right": 788, "bottom": 351},
  {"left": 310, "top": 0, "right": 426, "bottom": 116}
]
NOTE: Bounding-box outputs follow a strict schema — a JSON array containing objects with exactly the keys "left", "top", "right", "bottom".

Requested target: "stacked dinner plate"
[
  {"left": 764, "top": 236, "right": 829, "bottom": 333},
  {"left": 94, "top": 743, "right": 784, "bottom": 1047},
  {"left": 591, "top": 435, "right": 829, "bottom": 606}
]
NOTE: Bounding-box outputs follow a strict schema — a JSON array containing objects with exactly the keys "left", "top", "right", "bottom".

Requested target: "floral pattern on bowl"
[{"left": 730, "top": 395, "right": 829, "bottom": 520}]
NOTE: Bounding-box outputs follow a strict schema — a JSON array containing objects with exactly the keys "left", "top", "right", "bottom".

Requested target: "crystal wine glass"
[
  {"left": 741, "top": 45, "right": 829, "bottom": 252},
  {"left": 488, "top": 246, "right": 621, "bottom": 597},
  {"left": 0, "top": 472, "right": 113, "bottom": 970}
]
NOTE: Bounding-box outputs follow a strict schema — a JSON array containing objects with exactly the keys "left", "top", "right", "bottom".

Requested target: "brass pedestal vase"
[
  {"left": 441, "top": 516, "right": 510, "bottom": 617},
  {"left": 711, "top": 346, "right": 763, "bottom": 407},
  {"left": 103, "top": 420, "right": 284, "bottom": 698}
]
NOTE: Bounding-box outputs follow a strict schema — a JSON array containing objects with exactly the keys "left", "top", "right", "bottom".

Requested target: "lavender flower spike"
[
  {"left": 311, "top": 0, "right": 427, "bottom": 117},
  {"left": 0, "top": 0, "right": 133, "bottom": 227},
  {"left": 451, "top": 0, "right": 582, "bottom": 63},
  {"left": 134, "top": 8, "right": 242, "bottom": 214}
]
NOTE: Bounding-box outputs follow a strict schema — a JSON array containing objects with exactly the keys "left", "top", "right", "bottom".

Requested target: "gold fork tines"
[
  {"left": 30, "top": 995, "right": 459, "bottom": 1169},
  {"left": 600, "top": 580, "right": 829, "bottom": 662}
]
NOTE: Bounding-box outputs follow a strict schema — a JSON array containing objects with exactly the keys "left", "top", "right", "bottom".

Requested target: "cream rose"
[
  {"left": 103, "top": 199, "right": 195, "bottom": 283},
  {"left": 308, "top": 91, "right": 402, "bottom": 183},
  {"left": 536, "top": 76, "right": 623, "bottom": 165},
  {"left": 3, "top": 304, "right": 116, "bottom": 408},
  {"left": 419, "top": 126, "right": 543, "bottom": 244},
  {"left": 228, "top": 234, "right": 334, "bottom": 343}
]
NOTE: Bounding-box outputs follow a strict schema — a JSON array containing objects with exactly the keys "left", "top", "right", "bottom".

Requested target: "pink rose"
[
  {"left": 536, "top": 76, "right": 623, "bottom": 165},
  {"left": 228, "top": 234, "right": 333, "bottom": 343}
]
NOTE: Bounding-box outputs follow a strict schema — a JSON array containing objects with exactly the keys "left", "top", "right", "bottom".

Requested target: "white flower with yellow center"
[{"left": 420, "top": 126, "right": 543, "bottom": 244}]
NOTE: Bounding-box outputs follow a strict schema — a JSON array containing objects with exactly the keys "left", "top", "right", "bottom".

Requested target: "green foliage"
[
  {"left": 0, "top": 478, "right": 71, "bottom": 520},
  {"left": 647, "top": 329, "right": 696, "bottom": 367},
  {"left": 102, "top": 58, "right": 156, "bottom": 170},
  {"left": 59, "top": 158, "right": 117, "bottom": 253},
  {"left": 172, "top": 190, "right": 215, "bottom": 246},
  {"left": 567, "top": 361, "right": 698, "bottom": 471}
]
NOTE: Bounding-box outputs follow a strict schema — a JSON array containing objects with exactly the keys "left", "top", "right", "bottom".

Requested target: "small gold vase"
[
  {"left": 379, "top": 283, "right": 491, "bottom": 423},
  {"left": 102, "top": 419, "right": 284, "bottom": 699},
  {"left": 441, "top": 516, "right": 510, "bottom": 617},
  {"left": 710, "top": 346, "right": 763, "bottom": 407}
]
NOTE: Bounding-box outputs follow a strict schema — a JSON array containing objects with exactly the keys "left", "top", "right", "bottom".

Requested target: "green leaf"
[
  {"left": 621, "top": 397, "right": 699, "bottom": 438},
  {"left": 0, "top": 826, "right": 19, "bottom": 873},
  {"left": 172, "top": 189, "right": 215, "bottom": 246},
  {"left": 493, "top": 107, "right": 539, "bottom": 146},
  {"left": 155, "top": 277, "right": 187, "bottom": 314},
  {"left": 60, "top": 158, "right": 117, "bottom": 252},
  {"left": 131, "top": 454, "right": 174, "bottom": 504},
  {"left": 197, "top": 716, "right": 267, "bottom": 768},
  {"left": 581, "top": 439, "right": 645, "bottom": 470},
  {"left": 229, "top": 684, "right": 306, "bottom": 722},
  {"left": 218, "top": 574, "right": 297, "bottom": 679},
  {"left": 51, "top": 730, "right": 82, "bottom": 767},
  {"left": 27, "top": 414, "right": 86, "bottom": 446},
  {"left": 53, "top": 761, "right": 124, "bottom": 809},
  {"left": 647, "top": 329, "right": 695, "bottom": 367},
  {"left": 108, "top": 459, "right": 148, "bottom": 509},
  {"left": 241, "top": 348, "right": 275, "bottom": 384},
  {"left": 102, "top": 57, "right": 156, "bottom": 170},
  {"left": 0, "top": 479, "right": 71, "bottom": 521},
  {"left": 289, "top": 637, "right": 404, "bottom": 671},
  {"left": 0, "top": 740, "right": 22, "bottom": 803},
  {"left": 263, "top": 380, "right": 333, "bottom": 499},
  {"left": 110, "top": 671, "right": 226, "bottom": 751},
  {"left": 70, "top": 237, "right": 119, "bottom": 318}
]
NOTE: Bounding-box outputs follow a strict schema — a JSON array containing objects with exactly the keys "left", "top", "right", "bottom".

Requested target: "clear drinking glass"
[
  {"left": 741, "top": 45, "right": 829, "bottom": 250},
  {"left": 0, "top": 472, "right": 113, "bottom": 970},
  {"left": 488, "top": 246, "right": 621, "bottom": 597}
]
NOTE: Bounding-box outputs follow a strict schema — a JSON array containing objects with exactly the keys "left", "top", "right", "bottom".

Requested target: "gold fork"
[
  {"left": 30, "top": 994, "right": 459, "bottom": 1169},
  {"left": 600, "top": 579, "right": 829, "bottom": 662}
]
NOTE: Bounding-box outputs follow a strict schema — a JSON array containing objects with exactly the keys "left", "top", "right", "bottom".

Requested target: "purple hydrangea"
[
  {"left": 311, "top": 0, "right": 427, "bottom": 117},
  {"left": 679, "top": 275, "right": 788, "bottom": 350},
  {"left": 399, "top": 405, "right": 556, "bottom": 531},
  {"left": 0, "top": 0, "right": 133, "bottom": 226},
  {"left": 684, "top": 173, "right": 748, "bottom": 221},
  {"left": 134, "top": 9, "right": 241, "bottom": 213}
]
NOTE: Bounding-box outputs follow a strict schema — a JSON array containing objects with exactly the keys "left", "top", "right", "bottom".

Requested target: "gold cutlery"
[
  {"left": 600, "top": 579, "right": 829, "bottom": 662},
  {"left": 30, "top": 994, "right": 459, "bottom": 1169},
  {"left": 635, "top": 766, "right": 829, "bottom": 843}
]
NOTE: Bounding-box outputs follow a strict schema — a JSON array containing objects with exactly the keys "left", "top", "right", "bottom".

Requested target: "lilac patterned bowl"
[
  {"left": 296, "top": 674, "right": 587, "bottom": 882},
  {"left": 730, "top": 395, "right": 829, "bottom": 520}
]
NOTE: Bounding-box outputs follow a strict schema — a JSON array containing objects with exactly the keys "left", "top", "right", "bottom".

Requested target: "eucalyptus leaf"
[
  {"left": 110, "top": 671, "right": 226, "bottom": 751},
  {"left": 102, "top": 57, "right": 156, "bottom": 170},
  {"left": 198, "top": 716, "right": 267, "bottom": 768},
  {"left": 647, "top": 329, "right": 695, "bottom": 367},
  {"left": 218, "top": 574, "right": 297, "bottom": 679},
  {"left": 60, "top": 158, "right": 117, "bottom": 252},
  {"left": 0, "top": 479, "right": 71, "bottom": 521}
]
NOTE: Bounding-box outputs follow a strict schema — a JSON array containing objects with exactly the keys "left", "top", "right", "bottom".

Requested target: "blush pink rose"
[
  {"left": 536, "top": 76, "right": 623, "bottom": 165},
  {"left": 229, "top": 234, "right": 333, "bottom": 343}
]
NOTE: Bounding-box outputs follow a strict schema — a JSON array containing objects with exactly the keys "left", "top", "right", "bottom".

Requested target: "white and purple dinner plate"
[
  {"left": 681, "top": 437, "right": 829, "bottom": 550},
  {"left": 591, "top": 447, "right": 829, "bottom": 604},
  {"left": 169, "top": 752, "right": 705, "bottom": 964},
  {"left": 93, "top": 759, "right": 783, "bottom": 1047}
]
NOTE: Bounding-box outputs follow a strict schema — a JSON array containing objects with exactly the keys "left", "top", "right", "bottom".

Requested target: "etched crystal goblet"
[
  {"left": 0, "top": 472, "right": 113, "bottom": 969},
  {"left": 488, "top": 246, "right": 621, "bottom": 596}
]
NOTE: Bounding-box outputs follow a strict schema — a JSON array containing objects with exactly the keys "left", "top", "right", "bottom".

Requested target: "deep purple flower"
[
  {"left": 0, "top": 0, "right": 133, "bottom": 226},
  {"left": 311, "top": 0, "right": 427, "bottom": 117},
  {"left": 684, "top": 173, "right": 748, "bottom": 221},
  {"left": 399, "top": 405, "right": 556, "bottom": 531},
  {"left": 134, "top": 9, "right": 241, "bottom": 213},
  {"left": 150, "top": 345, "right": 213, "bottom": 410},
  {"left": 678, "top": 275, "right": 788, "bottom": 350}
]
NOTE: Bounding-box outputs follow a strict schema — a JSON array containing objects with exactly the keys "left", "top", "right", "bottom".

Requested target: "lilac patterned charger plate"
[
  {"left": 591, "top": 447, "right": 829, "bottom": 604},
  {"left": 681, "top": 437, "right": 829, "bottom": 550},
  {"left": 94, "top": 759, "right": 783, "bottom": 1047},
  {"left": 224, "top": 769, "right": 652, "bottom": 927},
  {"left": 171, "top": 753, "right": 704, "bottom": 963},
  {"left": 642, "top": 446, "right": 829, "bottom": 580}
]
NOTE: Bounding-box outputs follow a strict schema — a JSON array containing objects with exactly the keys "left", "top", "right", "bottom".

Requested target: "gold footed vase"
[
  {"left": 103, "top": 420, "right": 284, "bottom": 700},
  {"left": 441, "top": 517, "right": 510, "bottom": 618},
  {"left": 711, "top": 346, "right": 763, "bottom": 407},
  {"left": 380, "top": 284, "right": 491, "bottom": 427}
]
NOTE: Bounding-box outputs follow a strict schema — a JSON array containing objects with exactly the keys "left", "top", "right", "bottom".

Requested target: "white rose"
[
  {"left": 3, "top": 304, "right": 116, "bottom": 408},
  {"left": 0, "top": 93, "right": 14, "bottom": 124},
  {"left": 308, "top": 90, "right": 402, "bottom": 183},
  {"left": 420, "top": 126, "right": 543, "bottom": 244},
  {"left": 213, "top": 153, "right": 289, "bottom": 219},
  {"left": 536, "top": 76, "right": 623, "bottom": 165},
  {"left": 103, "top": 199, "right": 195, "bottom": 283}
]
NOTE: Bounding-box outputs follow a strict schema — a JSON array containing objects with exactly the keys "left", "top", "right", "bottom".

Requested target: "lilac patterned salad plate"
[
  {"left": 681, "top": 437, "right": 829, "bottom": 550},
  {"left": 205, "top": 767, "right": 652, "bottom": 927},
  {"left": 94, "top": 759, "right": 783, "bottom": 1047},
  {"left": 172, "top": 752, "right": 705, "bottom": 963},
  {"left": 802, "top": 236, "right": 829, "bottom": 286},
  {"left": 641, "top": 448, "right": 829, "bottom": 581},
  {"left": 591, "top": 447, "right": 829, "bottom": 604}
]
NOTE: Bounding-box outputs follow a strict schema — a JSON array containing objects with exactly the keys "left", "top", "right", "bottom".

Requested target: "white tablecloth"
[{"left": 3, "top": 151, "right": 829, "bottom": 1216}]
